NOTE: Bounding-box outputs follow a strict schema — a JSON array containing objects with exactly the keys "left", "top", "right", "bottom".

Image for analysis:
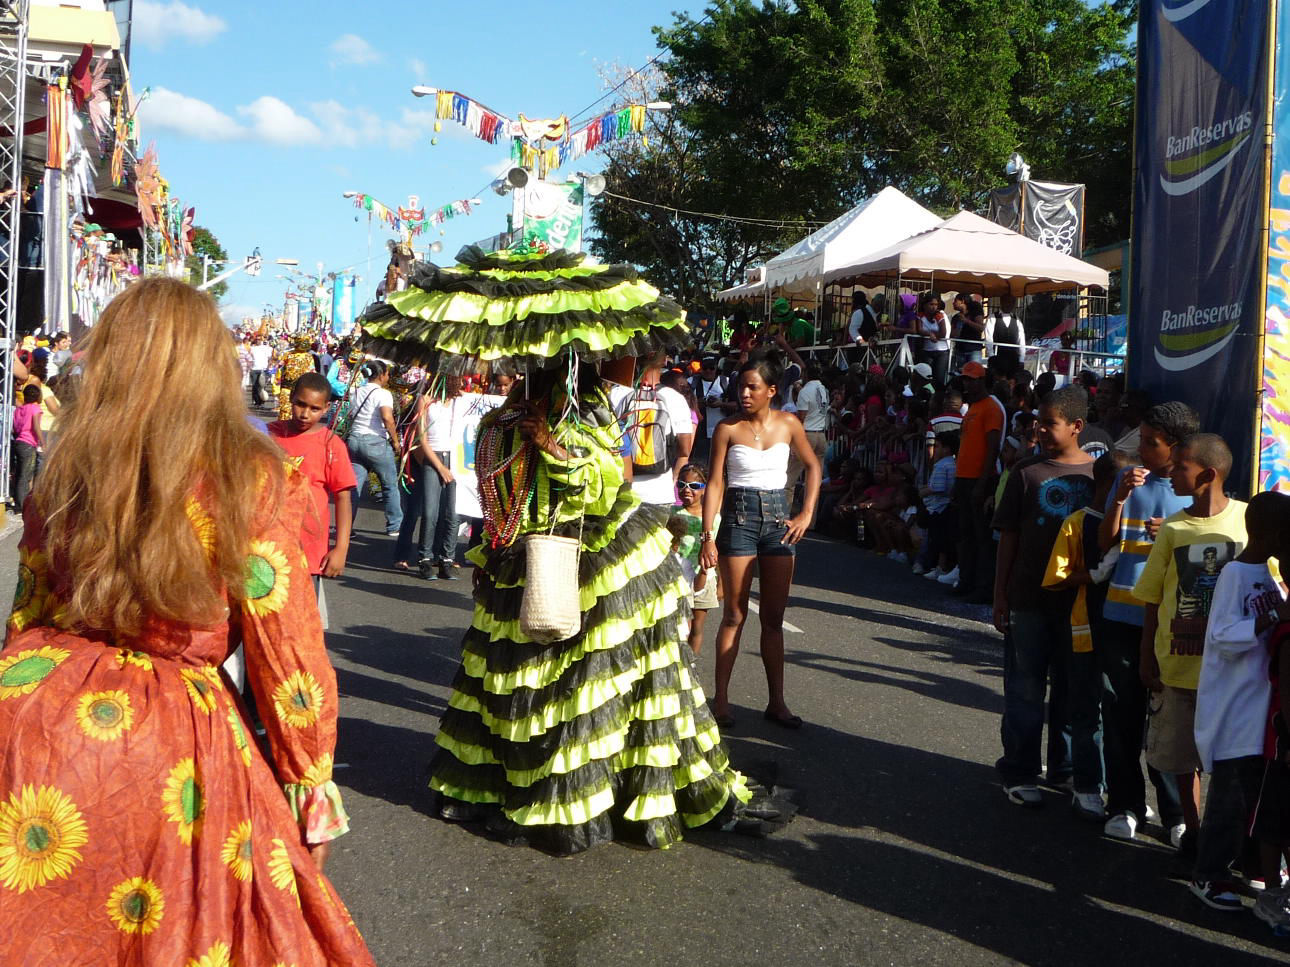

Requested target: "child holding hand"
[{"left": 669, "top": 464, "right": 721, "bottom": 655}]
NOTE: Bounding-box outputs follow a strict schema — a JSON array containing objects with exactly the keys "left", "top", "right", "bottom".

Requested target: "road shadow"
[{"left": 692, "top": 721, "right": 1287, "bottom": 965}]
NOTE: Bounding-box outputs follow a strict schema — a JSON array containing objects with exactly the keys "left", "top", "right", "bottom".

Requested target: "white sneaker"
[
  {"left": 912, "top": 562, "right": 927, "bottom": 576},
  {"left": 1072, "top": 792, "right": 1107, "bottom": 822},
  {"left": 888, "top": 551, "right": 909, "bottom": 565},
  {"left": 1169, "top": 823, "right": 1187, "bottom": 849},
  {"left": 923, "top": 567, "right": 943, "bottom": 580},
  {"left": 1144, "top": 804, "right": 1157, "bottom": 821},
  {"left": 936, "top": 566, "right": 960, "bottom": 585},
  {"left": 1105, "top": 812, "right": 1137, "bottom": 840},
  {"left": 1005, "top": 784, "right": 1043, "bottom": 807}
]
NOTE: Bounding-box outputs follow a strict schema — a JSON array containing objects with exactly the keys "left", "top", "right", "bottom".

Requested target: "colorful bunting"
[{"left": 348, "top": 192, "right": 481, "bottom": 236}]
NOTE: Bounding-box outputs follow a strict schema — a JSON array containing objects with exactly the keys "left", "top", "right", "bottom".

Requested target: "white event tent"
[
  {"left": 834, "top": 210, "right": 1110, "bottom": 296},
  {"left": 716, "top": 186, "right": 943, "bottom": 301}
]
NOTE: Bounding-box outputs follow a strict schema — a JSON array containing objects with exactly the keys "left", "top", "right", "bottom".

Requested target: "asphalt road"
[
  {"left": 0, "top": 489, "right": 1284, "bottom": 966},
  {"left": 310, "top": 496, "right": 1290, "bottom": 967}
]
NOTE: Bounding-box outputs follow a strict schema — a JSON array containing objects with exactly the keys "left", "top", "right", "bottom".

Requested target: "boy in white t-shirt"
[{"left": 1190, "top": 491, "right": 1290, "bottom": 913}]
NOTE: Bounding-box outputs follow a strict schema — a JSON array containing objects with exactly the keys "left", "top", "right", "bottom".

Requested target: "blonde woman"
[{"left": 0, "top": 279, "right": 373, "bottom": 965}]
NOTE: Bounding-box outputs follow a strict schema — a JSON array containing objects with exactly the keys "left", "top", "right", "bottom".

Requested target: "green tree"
[
  {"left": 185, "top": 226, "right": 229, "bottom": 301},
  {"left": 592, "top": 0, "right": 1135, "bottom": 296}
]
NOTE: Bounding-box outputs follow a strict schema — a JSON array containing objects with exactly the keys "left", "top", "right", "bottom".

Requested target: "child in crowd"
[
  {"left": 1254, "top": 592, "right": 1290, "bottom": 932},
  {"left": 1043, "top": 451, "right": 1133, "bottom": 821},
  {"left": 1188, "top": 492, "right": 1290, "bottom": 915},
  {"left": 11, "top": 383, "right": 41, "bottom": 510},
  {"left": 992, "top": 386, "right": 1096, "bottom": 806},
  {"left": 669, "top": 464, "right": 721, "bottom": 655},
  {"left": 268, "top": 372, "right": 358, "bottom": 620},
  {"left": 1134, "top": 433, "right": 1246, "bottom": 861},
  {"left": 917, "top": 430, "right": 959, "bottom": 582},
  {"left": 1097, "top": 401, "right": 1199, "bottom": 843}
]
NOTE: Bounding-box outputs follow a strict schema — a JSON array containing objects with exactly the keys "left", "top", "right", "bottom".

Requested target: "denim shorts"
[{"left": 716, "top": 488, "right": 795, "bottom": 558}]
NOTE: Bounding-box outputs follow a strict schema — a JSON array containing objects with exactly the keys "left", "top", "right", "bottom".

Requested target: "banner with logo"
[
  {"left": 522, "top": 180, "right": 584, "bottom": 252},
  {"left": 451, "top": 394, "right": 506, "bottom": 519},
  {"left": 1130, "top": 0, "right": 1269, "bottom": 494},
  {"left": 1261, "top": 3, "right": 1290, "bottom": 493}
]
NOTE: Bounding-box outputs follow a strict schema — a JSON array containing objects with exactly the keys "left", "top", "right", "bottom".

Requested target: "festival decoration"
[
  {"left": 358, "top": 244, "right": 689, "bottom": 375},
  {"left": 346, "top": 192, "right": 482, "bottom": 236},
  {"left": 423, "top": 87, "right": 653, "bottom": 174}
]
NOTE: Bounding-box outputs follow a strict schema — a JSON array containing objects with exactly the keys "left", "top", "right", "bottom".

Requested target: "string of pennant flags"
[
  {"left": 428, "top": 89, "right": 650, "bottom": 172},
  {"left": 349, "top": 192, "right": 482, "bottom": 236}
]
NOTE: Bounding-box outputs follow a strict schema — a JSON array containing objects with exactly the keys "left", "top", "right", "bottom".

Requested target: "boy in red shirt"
[{"left": 269, "top": 373, "right": 357, "bottom": 620}]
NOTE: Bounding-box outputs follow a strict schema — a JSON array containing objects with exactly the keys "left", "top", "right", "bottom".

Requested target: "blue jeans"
[
  {"left": 347, "top": 433, "right": 403, "bottom": 534},
  {"left": 1068, "top": 647, "right": 1105, "bottom": 794},
  {"left": 395, "top": 455, "right": 458, "bottom": 564},
  {"left": 997, "top": 609, "right": 1072, "bottom": 784}
]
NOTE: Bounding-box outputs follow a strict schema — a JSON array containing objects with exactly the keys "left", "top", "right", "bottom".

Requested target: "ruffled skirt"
[{"left": 428, "top": 497, "right": 748, "bottom": 853}]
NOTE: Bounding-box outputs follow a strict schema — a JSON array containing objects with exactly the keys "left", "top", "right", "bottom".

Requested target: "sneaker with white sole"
[
  {"left": 1072, "top": 792, "right": 1107, "bottom": 822},
  {"left": 923, "top": 567, "right": 943, "bottom": 580},
  {"left": 1254, "top": 889, "right": 1290, "bottom": 932},
  {"left": 936, "top": 566, "right": 960, "bottom": 585},
  {"left": 1169, "top": 823, "right": 1187, "bottom": 849},
  {"left": 1105, "top": 812, "right": 1137, "bottom": 840},
  {"left": 1005, "top": 784, "right": 1043, "bottom": 807},
  {"left": 1190, "top": 878, "right": 1245, "bottom": 913},
  {"left": 888, "top": 551, "right": 909, "bottom": 565},
  {"left": 912, "top": 562, "right": 927, "bottom": 576}
]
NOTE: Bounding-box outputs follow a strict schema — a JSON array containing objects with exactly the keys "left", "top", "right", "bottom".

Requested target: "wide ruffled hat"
[{"left": 357, "top": 243, "right": 689, "bottom": 374}]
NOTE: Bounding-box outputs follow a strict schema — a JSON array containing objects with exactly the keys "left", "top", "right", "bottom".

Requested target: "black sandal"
[{"left": 763, "top": 709, "right": 803, "bottom": 729}]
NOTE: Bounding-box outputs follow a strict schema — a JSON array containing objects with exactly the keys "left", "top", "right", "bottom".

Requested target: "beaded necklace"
[{"left": 477, "top": 409, "right": 538, "bottom": 548}]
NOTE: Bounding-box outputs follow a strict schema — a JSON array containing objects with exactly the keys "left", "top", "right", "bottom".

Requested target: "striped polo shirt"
[{"left": 1102, "top": 468, "right": 1188, "bottom": 626}]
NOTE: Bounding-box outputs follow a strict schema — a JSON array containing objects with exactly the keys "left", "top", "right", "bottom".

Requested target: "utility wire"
[
  {"left": 567, "top": 12, "right": 713, "bottom": 124},
  {"left": 600, "top": 189, "right": 829, "bottom": 229}
]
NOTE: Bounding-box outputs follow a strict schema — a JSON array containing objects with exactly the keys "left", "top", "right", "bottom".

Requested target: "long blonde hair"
[{"left": 36, "top": 278, "right": 284, "bottom": 637}]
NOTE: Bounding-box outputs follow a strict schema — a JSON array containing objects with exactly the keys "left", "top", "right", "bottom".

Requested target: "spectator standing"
[
  {"left": 917, "top": 295, "right": 952, "bottom": 387},
  {"left": 786, "top": 360, "right": 829, "bottom": 517},
  {"left": 986, "top": 306, "right": 1026, "bottom": 375},
  {"left": 1188, "top": 492, "right": 1290, "bottom": 914},
  {"left": 952, "top": 361, "right": 1005, "bottom": 603},
  {"left": 1097, "top": 401, "right": 1198, "bottom": 842},
  {"left": 417, "top": 375, "right": 464, "bottom": 579},
  {"left": 847, "top": 291, "right": 879, "bottom": 347},
  {"left": 248, "top": 337, "right": 273, "bottom": 405},
  {"left": 345, "top": 361, "right": 404, "bottom": 537},
  {"left": 992, "top": 386, "right": 1095, "bottom": 805},
  {"left": 11, "top": 383, "right": 41, "bottom": 510},
  {"left": 916, "top": 430, "right": 959, "bottom": 580},
  {"left": 611, "top": 352, "right": 694, "bottom": 506},
  {"left": 1135, "top": 434, "right": 1246, "bottom": 861}
]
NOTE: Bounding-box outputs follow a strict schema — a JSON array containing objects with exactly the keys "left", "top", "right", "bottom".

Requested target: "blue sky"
[{"left": 129, "top": 0, "right": 703, "bottom": 322}]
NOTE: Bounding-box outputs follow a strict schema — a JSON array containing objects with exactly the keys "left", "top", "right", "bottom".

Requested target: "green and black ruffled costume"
[{"left": 358, "top": 245, "right": 751, "bottom": 853}]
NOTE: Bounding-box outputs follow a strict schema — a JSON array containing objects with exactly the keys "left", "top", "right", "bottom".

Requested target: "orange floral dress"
[{"left": 0, "top": 470, "right": 375, "bottom": 966}]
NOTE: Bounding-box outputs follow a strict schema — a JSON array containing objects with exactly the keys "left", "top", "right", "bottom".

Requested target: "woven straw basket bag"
[{"left": 520, "top": 533, "right": 583, "bottom": 643}]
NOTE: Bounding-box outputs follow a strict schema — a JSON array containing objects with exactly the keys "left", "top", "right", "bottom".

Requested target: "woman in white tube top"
[{"left": 700, "top": 352, "right": 821, "bottom": 730}]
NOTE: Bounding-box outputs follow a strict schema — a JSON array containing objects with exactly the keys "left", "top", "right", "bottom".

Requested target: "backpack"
[
  {"left": 614, "top": 385, "right": 677, "bottom": 478},
  {"left": 333, "top": 382, "right": 378, "bottom": 442}
]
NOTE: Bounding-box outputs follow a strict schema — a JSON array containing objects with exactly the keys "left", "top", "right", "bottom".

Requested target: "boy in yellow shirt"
[{"left": 1134, "top": 434, "right": 1246, "bottom": 861}]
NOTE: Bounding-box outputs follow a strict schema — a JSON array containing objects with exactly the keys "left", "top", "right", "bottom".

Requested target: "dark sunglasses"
[{"left": 677, "top": 481, "right": 707, "bottom": 492}]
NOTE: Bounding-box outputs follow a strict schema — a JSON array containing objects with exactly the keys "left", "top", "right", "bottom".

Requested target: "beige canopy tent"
[
  {"left": 715, "top": 186, "right": 943, "bottom": 301},
  {"left": 833, "top": 210, "right": 1110, "bottom": 296}
]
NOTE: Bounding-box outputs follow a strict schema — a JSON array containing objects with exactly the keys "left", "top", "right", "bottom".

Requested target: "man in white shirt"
[
  {"left": 693, "top": 355, "right": 734, "bottom": 449},
  {"left": 248, "top": 339, "right": 273, "bottom": 405},
  {"left": 609, "top": 353, "right": 693, "bottom": 506},
  {"left": 785, "top": 361, "right": 829, "bottom": 517},
  {"left": 345, "top": 361, "right": 403, "bottom": 536}
]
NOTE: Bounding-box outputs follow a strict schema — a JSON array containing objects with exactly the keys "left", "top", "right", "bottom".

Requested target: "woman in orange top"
[{"left": 0, "top": 279, "right": 373, "bottom": 965}]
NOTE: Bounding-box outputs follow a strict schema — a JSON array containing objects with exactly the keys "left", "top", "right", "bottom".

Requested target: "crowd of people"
[{"left": 3, "top": 267, "right": 1287, "bottom": 961}]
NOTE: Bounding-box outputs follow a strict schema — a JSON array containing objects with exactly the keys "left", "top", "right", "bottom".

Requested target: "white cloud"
[
  {"left": 136, "top": 88, "right": 440, "bottom": 151},
  {"left": 134, "top": 1, "right": 227, "bottom": 49},
  {"left": 238, "top": 97, "right": 322, "bottom": 146},
  {"left": 329, "top": 34, "right": 381, "bottom": 67},
  {"left": 138, "top": 87, "right": 244, "bottom": 140},
  {"left": 218, "top": 303, "right": 259, "bottom": 326},
  {"left": 409, "top": 56, "right": 427, "bottom": 79}
]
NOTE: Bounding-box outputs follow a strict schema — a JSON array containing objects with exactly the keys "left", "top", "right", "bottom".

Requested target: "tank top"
[{"left": 726, "top": 442, "right": 789, "bottom": 490}]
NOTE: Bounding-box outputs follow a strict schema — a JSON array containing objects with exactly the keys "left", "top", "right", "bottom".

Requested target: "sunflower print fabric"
[{"left": 0, "top": 470, "right": 373, "bottom": 965}]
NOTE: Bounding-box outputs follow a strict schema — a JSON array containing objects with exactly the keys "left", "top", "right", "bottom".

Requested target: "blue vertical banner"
[
  {"left": 331, "top": 274, "right": 356, "bottom": 337},
  {"left": 1130, "top": 0, "right": 1271, "bottom": 494}
]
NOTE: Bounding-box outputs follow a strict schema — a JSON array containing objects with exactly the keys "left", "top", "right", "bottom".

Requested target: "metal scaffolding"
[{"left": 0, "top": 0, "right": 26, "bottom": 507}]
